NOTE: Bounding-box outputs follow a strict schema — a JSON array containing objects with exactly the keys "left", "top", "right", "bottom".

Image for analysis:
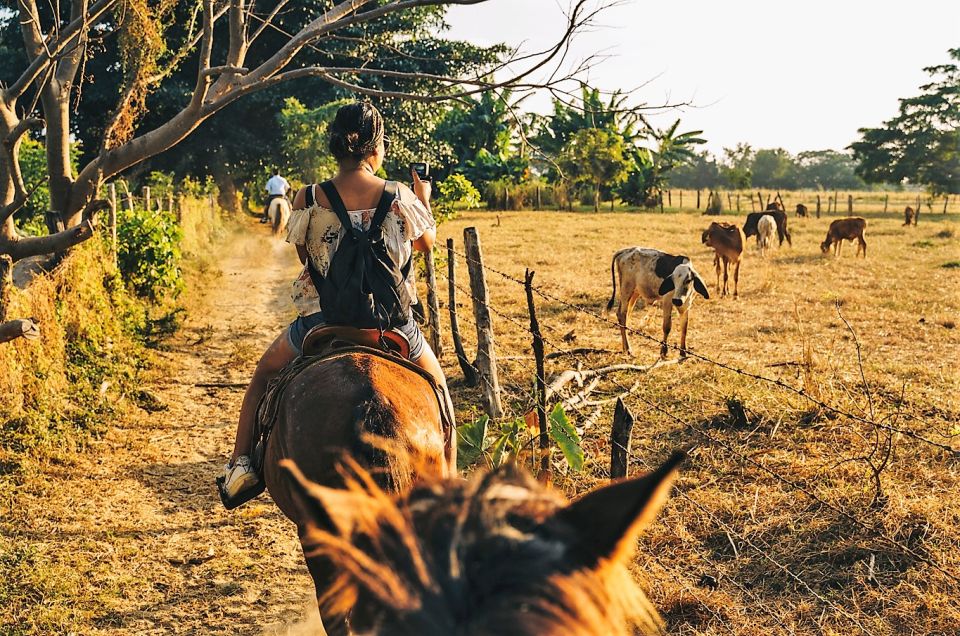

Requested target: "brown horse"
[
  {"left": 283, "top": 450, "right": 685, "bottom": 636},
  {"left": 262, "top": 351, "right": 449, "bottom": 636}
]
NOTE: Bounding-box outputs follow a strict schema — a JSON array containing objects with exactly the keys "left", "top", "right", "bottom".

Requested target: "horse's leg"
[{"left": 304, "top": 553, "right": 350, "bottom": 636}]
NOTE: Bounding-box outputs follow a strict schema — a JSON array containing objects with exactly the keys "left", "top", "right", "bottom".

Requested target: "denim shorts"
[{"left": 287, "top": 311, "right": 426, "bottom": 360}]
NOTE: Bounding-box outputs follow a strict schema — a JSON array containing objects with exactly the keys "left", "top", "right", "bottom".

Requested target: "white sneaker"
[{"left": 222, "top": 455, "right": 259, "bottom": 499}]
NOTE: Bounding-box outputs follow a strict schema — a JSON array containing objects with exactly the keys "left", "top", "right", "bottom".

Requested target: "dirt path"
[{"left": 18, "top": 226, "right": 323, "bottom": 634}]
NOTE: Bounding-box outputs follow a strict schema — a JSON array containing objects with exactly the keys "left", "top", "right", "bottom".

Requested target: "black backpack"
[{"left": 304, "top": 180, "right": 413, "bottom": 330}]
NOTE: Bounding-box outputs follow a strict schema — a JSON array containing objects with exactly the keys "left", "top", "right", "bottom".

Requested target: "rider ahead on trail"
[
  {"left": 261, "top": 170, "right": 290, "bottom": 223},
  {"left": 220, "top": 102, "right": 453, "bottom": 504}
]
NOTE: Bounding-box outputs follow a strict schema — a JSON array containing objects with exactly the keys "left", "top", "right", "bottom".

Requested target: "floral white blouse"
[{"left": 285, "top": 182, "right": 435, "bottom": 317}]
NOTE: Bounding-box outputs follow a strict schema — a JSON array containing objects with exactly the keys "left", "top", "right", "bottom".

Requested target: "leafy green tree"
[
  {"left": 850, "top": 48, "right": 960, "bottom": 194},
  {"left": 559, "top": 129, "right": 631, "bottom": 212},
  {"left": 534, "top": 84, "right": 642, "bottom": 159},
  {"left": 796, "top": 150, "right": 865, "bottom": 190},
  {"left": 751, "top": 148, "right": 799, "bottom": 190},
  {"left": 720, "top": 143, "right": 754, "bottom": 189},
  {"left": 618, "top": 119, "right": 705, "bottom": 205},
  {"left": 278, "top": 98, "right": 352, "bottom": 185},
  {"left": 666, "top": 151, "right": 722, "bottom": 189}
]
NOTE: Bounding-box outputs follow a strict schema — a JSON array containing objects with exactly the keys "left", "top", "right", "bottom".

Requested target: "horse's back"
[{"left": 264, "top": 352, "right": 446, "bottom": 521}]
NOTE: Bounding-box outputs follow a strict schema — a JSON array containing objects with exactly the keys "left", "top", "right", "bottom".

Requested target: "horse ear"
[
  {"left": 553, "top": 451, "right": 685, "bottom": 567},
  {"left": 658, "top": 276, "right": 675, "bottom": 296}
]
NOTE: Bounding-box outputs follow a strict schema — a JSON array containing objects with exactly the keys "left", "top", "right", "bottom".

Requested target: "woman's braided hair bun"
[{"left": 329, "top": 101, "right": 384, "bottom": 162}]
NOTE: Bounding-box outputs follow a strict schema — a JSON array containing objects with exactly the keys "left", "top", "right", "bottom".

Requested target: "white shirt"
[
  {"left": 265, "top": 175, "right": 289, "bottom": 196},
  {"left": 286, "top": 183, "right": 436, "bottom": 317}
]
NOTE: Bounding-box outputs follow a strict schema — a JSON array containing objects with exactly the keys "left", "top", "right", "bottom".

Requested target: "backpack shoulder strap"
[
  {"left": 370, "top": 181, "right": 398, "bottom": 233},
  {"left": 318, "top": 181, "right": 356, "bottom": 236},
  {"left": 303, "top": 183, "right": 316, "bottom": 208}
]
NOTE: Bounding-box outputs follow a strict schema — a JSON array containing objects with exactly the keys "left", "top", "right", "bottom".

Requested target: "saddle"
[
  {"left": 301, "top": 324, "right": 411, "bottom": 359},
  {"left": 222, "top": 331, "right": 453, "bottom": 511}
]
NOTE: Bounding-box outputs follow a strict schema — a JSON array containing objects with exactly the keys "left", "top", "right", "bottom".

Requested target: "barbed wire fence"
[{"left": 422, "top": 226, "right": 960, "bottom": 634}]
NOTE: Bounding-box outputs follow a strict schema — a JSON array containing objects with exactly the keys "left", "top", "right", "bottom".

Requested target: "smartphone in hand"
[{"left": 410, "top": 162, "right": 431, "bottom": 181}]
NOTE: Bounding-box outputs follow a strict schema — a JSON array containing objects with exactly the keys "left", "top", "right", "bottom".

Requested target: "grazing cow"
[
  {"left": 904, "top": 206, "right": 916, "bottom": 226},
  {"left": 756, "top": 214, "right": 777, "bottom": 258},
  {"left": 821, "top": 217, "right": 867, "bottom": 257},
  {"left": 743, "top": 210, "right": 792, "bottom": 246},
  {"left": 605, "top": 248, "right": 709, "bottom": 358},
  {"left": 796, "top": 203, "right": 808, "bottom": 218},
  {"left": 701, "top": 222, "right": 745, "bottom": 298}
]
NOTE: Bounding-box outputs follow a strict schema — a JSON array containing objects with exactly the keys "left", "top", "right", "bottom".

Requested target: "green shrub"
[
  {"left": 116, "top": 205, "right": 184, "bottom": 300},
  {"left": 433, "top": 174, "right": 481, "bottom": 223}
]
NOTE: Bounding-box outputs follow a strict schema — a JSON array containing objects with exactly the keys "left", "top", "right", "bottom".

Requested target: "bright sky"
[{"left": 445, "top": 0, "right": 960, "bottom": 156}]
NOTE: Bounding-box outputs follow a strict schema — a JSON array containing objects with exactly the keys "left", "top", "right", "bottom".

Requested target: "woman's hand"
[{"left": 411, "top": 169, "right": 432, "bottom": 206}]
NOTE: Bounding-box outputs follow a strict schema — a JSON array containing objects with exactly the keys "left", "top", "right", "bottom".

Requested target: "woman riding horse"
[{"left": 220, "top": 101, "right": 455, "bottom": 502}]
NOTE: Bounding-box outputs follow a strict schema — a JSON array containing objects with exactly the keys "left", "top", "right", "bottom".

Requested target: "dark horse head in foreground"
[
  {"left": 283, "top": 451, "right": 685, "bottom": 636},
  {"left": 261, "top": 350, "right": 450, "bottom": 635}
]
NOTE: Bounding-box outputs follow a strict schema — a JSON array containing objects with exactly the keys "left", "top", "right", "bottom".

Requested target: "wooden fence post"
[
  {"left": 696, "top": 189, "right": 701, "bottom": 209},
  {"left": 536, "top": 185, "right": 541, "bottom": 211},
  {"left": 916, "top": 194, "right": 921, "bottom": 225},
  {"left": 944, "top": 196, "right": 949, "bottom": 214},
  {"left": 727, "top": 192, "right": 732, "bottom": 210},
  {"left": 144, "top": 186, "right": 150, "bottom": 213},
  {"left": 736, "top": 193, "right": 741, "bottom": 212},
  {"left": 423, "top": 247, "right": 443, "bottom": 357},
  {"left": 816, "top": 194, "right": 821, "bottom": 218},
  {"left": 659, "top": 190, "right": 664, "bottom": 213},
  {"left": 847, "top": 194, "right": 853, "bottom": 214},
  {"left": 883, "top": 194, "right": 889, "bottom": 214},
  {"left": 610, "top": 397, "right": 635, "bottom": 479},
  {"left": 447, "top": 238, "right": 478, "bottom": 386},
  {"left": 667, "top": 190, "right": 672, "bottom": 207},
  {"left": 756, "top": 190, "right": 763, "bottom": 211},
  {"left": 679, "top": 190, "right": 683, "bottom": 209},
  {"left": 108, "top": 183, "right": 117, "bottom": 266},
  {"left": 524, "top": 269, "right": 550, "bottom": 480},
  {"left": 463, "top": 227, "right": 503, "bottom": 419}
]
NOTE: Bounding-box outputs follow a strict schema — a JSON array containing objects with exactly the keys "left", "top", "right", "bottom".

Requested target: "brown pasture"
[{"left": 432, "top": 209, "right": 960, "bottom": 635}]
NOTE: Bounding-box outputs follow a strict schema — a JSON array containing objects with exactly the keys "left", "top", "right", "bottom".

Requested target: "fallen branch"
[
  {"left": 544, "top": 347, "right": 614, "bottom": 360},
  {"left": 0, "top": 319, "right": 40, "bottom": 344}
]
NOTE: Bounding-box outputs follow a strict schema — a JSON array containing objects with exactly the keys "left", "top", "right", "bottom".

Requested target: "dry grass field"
[{"left": 433, "top": 207, "right": 960, "bottom": 635}]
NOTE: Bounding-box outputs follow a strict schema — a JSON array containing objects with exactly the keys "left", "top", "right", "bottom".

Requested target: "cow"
[
  {"left": 904, "top": 206, "right": 916, "bottom": 226},
  {"left": 756, "top": 214, "right": 777, "bottom": 258},
  {"left": 701, "top": 222, "right": 745, "bottom": 298},
  {"left": 605, "top": 248, "right": 709, "bottom": 358},
  {"left": 796, "top": 203, "right": 808, "bottom": 218},
  {"left": 743, "top": 210, "right": 792, "bottom": 247},
  {"left": 821, "top": 217, "right": 867, "bottom": 257}
]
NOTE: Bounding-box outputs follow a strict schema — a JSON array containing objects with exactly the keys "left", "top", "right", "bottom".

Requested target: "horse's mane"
[{"left": 284, "top": 458, "right": 663, "bottom": 636}]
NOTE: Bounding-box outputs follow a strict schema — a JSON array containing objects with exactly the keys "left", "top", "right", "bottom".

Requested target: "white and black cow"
[{"left": 604, "top": 247, "right": 709, "bottom": 358}]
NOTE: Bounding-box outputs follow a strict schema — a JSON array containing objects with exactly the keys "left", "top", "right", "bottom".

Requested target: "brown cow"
[
  {"left": 821, "top": 217, "right": 867, "bottom": 257},
  {"left": 796, "top": 203, "right": 808, "bottom": 218},
  {"left": 701, "top": 222, "right": 745, "bottom": 298},
  {"left": 903, "top": 206, "right": 916, "bottom": 226}
]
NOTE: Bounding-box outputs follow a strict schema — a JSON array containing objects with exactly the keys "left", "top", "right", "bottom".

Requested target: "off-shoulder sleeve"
[
  {"left": 394, "top": 186, "right": 436, "bottom": 241},
  {"left": 286, "top": 207, "right": 312, "bottom": 245}
]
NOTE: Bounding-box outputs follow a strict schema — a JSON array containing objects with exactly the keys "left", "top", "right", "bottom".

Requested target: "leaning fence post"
[
  {"left": 463, "top": 227, "right": 503, "bottom": 419},
  {"left": 108, "top": 183, "right": 117, "bottom": 266},
  {"left": 446, "top": 238, "right": 478, "bottom": 386},
  {"left": 423, "top": 247, "right": 443, "bottom": 357},
  {"left": 944, "top": 196, "right": 949, "bottom": 214},
  {"left": 524, "top": 269, "right": 550, "bottom": 480},
  {"left": 610, "top": 398, "right": 635, "bottom": 479}
]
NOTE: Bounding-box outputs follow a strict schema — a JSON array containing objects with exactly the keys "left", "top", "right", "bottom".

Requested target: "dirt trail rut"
[{"left": 27, "top": 227, "right": 324, "bottom": 633}]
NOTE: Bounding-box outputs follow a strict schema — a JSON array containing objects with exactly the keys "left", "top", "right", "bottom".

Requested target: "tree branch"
[
  {"left": 3, "top": 220, "right": 96, "bottom": 262},
  {"left": 8, "top": 0, "right": 118, "bottom": 100},
  {"left": 0, "top": 118, "right": 44, "bottom": 224}
]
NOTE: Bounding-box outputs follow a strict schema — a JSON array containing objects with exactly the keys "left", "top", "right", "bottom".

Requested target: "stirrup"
[{"left": 216, "top": 475, "right": 266, "bottom": 510}]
